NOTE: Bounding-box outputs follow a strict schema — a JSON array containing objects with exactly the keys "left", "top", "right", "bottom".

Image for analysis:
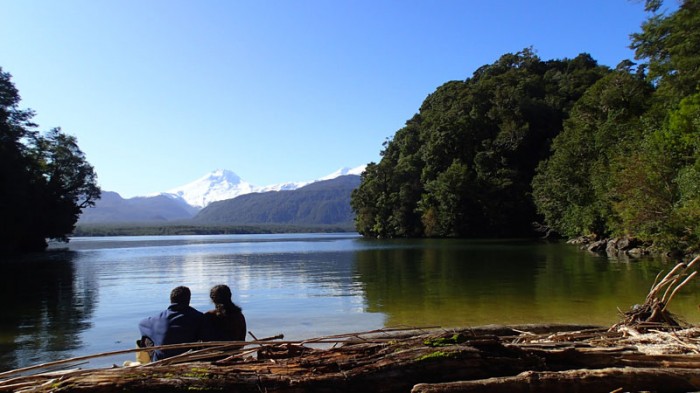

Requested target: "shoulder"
[
  {"left": 232, "top": 309, "right": 246, "bottom": 324},
  {"left": 203, "top": 310, "right": 218, "bottom": 322},
  {"left": 175, "top": 306, "right": 205, "bottom": 319}
]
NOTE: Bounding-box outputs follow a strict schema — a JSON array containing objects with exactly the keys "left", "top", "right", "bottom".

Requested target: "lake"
[{"left": 1, "top": 233, "right": 699, "bottom": 371}]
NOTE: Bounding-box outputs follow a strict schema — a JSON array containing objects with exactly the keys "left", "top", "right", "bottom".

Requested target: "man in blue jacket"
[{"left": 138, "top": 286, "right": 205, "bottom": 361}]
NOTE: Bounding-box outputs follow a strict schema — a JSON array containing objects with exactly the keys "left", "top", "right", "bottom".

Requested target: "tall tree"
[
  {"left": 0, "top": 69, "right": 100, "bottom": 253},
  {"left": 631, "top": 0, "right": 700, "bottom": 104},
  {"left": 610, "top": 0, "right": 700, "bottom": 252},
  {"left": 532, "top": 0, "right": 700, "bottom": 254}
]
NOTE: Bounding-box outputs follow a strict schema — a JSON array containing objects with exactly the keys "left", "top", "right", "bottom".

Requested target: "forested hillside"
[
  {"left": 534, "top": 0, "right": 700, "bottom": 253},
  {"left": 351, "top": 49, "right": 610, "bottom": 238},
  {"left": 194, "top": 175, "right": 360, "bottom": 227},
  {"left": 352, "top": 0, "right": 700, "bottom": 254}
]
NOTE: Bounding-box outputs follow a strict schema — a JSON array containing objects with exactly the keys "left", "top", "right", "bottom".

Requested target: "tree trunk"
[{"left": 412, "top": 367, "right": 700, "bottom": 393}]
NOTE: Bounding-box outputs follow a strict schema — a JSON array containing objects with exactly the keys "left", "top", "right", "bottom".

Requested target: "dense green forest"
[
  {"left": 0, "top": 69, "right": 100, "bottom": 254},
  {"left": 351, "top": 0, "right": 700, "bottom": 254}
]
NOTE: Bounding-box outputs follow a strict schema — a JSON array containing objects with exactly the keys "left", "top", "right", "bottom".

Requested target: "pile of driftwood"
[
  {"left": 1, "top": 259, "right": 700, "bottom": 393},
  {"left": 611, "top": 256, "right": 698, "bottom": 332}
]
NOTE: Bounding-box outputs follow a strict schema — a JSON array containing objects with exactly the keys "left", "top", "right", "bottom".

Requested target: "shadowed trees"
[{"left": 0, "top": 68, "right": 100, "bottom": 254}]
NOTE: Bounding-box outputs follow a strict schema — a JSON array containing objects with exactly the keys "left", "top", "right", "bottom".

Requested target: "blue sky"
[{"left": 3, "top": 1, "right": 655, "bottom": 197}]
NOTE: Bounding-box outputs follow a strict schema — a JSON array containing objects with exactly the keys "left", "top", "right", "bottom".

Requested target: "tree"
[
  {"left": 532, "top": 70, "right": 654, "bottom": 237},
  {"left": 0, "top": 68, "right": 100, "bottom": 253},
  {"left": 352, "top": 49, "right": 609, "bottom": 238},
  {"left": 613, "top": 93, "right": 700, "bottom": 251},
  {"left": 605, "top": 0, "right": 700, "bottom": 253},
  {"left": 418, "top": 160, "right": 472, "bottom": 237},
  {"left": 631, "top": 0, "right": 700, "bottom": 104}
]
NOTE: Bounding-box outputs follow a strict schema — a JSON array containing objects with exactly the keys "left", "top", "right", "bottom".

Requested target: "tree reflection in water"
[
  {"left": 0, "top": 251, "right": 96, "bottom": 371},
  {"left": 353, "top": 239, "right": 700, "bottom": 328}
]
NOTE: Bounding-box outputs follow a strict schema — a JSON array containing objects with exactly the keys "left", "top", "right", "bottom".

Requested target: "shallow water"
[{"left": 1, "top": 233, "right": 698, "bottom": 371}]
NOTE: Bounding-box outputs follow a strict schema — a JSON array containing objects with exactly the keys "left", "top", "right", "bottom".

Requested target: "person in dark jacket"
[
  {"left": 204, "top": 284, "right": 246, "bottom": 342},
  {"left": 138, "top": 286, "right": 205, "bottom": 361}
]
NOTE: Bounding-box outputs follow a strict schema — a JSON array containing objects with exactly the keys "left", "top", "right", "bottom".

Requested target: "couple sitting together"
[{"left": 138, "top": 284, "right": 246, "bottom": 361}]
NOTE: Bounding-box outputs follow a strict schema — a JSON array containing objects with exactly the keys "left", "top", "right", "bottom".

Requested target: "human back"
[
  {"left": 204, "top": 284, "right": 246, "bottom": 341},
  {"left": 138, "top": 286, "right": 205, "bottom": 360}
]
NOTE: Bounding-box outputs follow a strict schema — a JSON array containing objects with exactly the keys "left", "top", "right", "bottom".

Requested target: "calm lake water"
[{"left": 1, "top": 233, "right": 699, "bottom": 371}]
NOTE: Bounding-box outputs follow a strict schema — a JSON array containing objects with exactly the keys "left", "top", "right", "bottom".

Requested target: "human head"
[
  {"left": 209, "top": 284, "right": 232, "bottom": 305},
  {"left": 170, "top": 286, "right": 191, "bottom": 306}
]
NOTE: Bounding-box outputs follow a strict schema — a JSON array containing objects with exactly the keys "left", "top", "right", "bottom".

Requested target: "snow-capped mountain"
[
  {"left": 79, "top": 165, "right": 367, "bottom": 224},
  {"left": 163, "top": 169, "right": 256, "bottom": 208},
  {"left": 161, "top": 165, "right": 366, "bottom": 208}
]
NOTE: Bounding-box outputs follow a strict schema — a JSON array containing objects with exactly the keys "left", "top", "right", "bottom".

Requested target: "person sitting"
[
  {"left": 138, "top": 286, "right": 205, "bottom": 361},
  {"left": 204, "top": 284, "right": 247, "bottom": 342}
]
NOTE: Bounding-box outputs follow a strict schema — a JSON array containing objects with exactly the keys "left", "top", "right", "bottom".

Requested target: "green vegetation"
[
  {"left": 73, "top": 223, "right": 355, "bottom": 237},
  {"left": 534, "top": 0, "right": 700, "bottom": 254},
  {"left": 0, "top": 69, "right": 100, "bottom": 254},
  {"left": 424, "top": 334, "right": 468, "bottom": 347},
  {"left": 352, "top": 1, "right": 700, "bottom": 255},
  {"left": 415, "top": 351, "right": 453, "bottom": 362},
  {"left": 351, "top": 49, "right": 609, "bottom": 238}
]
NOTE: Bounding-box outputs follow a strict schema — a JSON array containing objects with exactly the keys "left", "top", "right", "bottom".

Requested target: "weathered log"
[
  {"left": 411, "top": 367, "right": 700, "bottom": 393},
  {"left": 4, "top": 326, "right": 700, "bottom": 392}
]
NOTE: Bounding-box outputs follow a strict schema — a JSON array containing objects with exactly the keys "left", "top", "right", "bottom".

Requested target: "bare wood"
[
  {"left": 411, "top": 367, "right": 700, "bottom": 393},
  {"left": 4, "top": 324, "right": 700, "bottom": 392},
  {"left": 663, "top": 271, "right": 698, "bottom": 311}
]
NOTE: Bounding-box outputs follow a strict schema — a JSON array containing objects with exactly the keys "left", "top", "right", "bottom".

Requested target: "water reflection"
[
  {"left": 0, "top": 252, "right": 96, "bottom": 371},
  {"left": 355, "top": 239, "right": 700, "bottom": 327},
  {"left": 4, "top": 234, "right": 700, "bottom": 372}
]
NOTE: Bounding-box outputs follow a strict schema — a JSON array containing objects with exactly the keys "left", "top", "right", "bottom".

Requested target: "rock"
[
  {"left": 587, "top": 240, "right": 608, "bottom": 253},
  {"left": 606, "top": 239, "right": 620, "bottom": 256},
  {"left": 627, "top": 248, "right": 645, "bottom": 257},
  {"left": 617, "top": 237, "right": 631, "bottom": 250}
]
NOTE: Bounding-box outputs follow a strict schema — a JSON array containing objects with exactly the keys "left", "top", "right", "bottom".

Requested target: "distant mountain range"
[
  {"left": 77, "top": 191, "right": 200, "bottom": 223},
  {"left": 78, "top": 166, "right": 365, "bottom": 226},
  {"left": 194, "top": 175, "right": 361, "bottom": 226},
  {"left": 160, "top": 166, "right": 364, "bottom": 208}
]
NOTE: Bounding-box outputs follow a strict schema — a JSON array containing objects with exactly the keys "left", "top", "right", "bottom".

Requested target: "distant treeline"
[
  {"left": 351, "top": 1, "right": 700, "bottom": 254},
  {"left": 73, "top": 223, "right": 356, "bottom": 237}
]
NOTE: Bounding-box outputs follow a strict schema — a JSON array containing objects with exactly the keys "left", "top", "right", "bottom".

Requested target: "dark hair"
[
  {"left": 170, "top": 286, "right": 191, "bottom": 305},
  {"left": 210, "top": 284, "right": 242, "bottom": 316}
]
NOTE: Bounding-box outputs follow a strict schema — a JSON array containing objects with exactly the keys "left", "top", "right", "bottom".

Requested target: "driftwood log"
[
  {"left": 2, "top": 324, "right": 700, "bottom": 393},
  {"left": 412, "top": 367, "right": 700, "bottom": 393}
]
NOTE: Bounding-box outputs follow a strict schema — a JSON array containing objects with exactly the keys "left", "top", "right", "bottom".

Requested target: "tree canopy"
[
  {"left": 0, "top": 69, "right": 100, "bottom": 254},
  {"left": 535, "top": 0, "right": 700, "bottom": 253},
  {"left": 352, "top": 0, "right": 700, "bottom": 254},
  {"left": 351, "top": 49, "right": 609, "bottom": 238}
]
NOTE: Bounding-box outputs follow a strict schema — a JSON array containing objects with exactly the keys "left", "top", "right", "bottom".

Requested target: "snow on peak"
[
  {"left": 257, "top": 181, "right": 310, "bottom": 192},
  {"left": 160, "top": 165, "right": 366, "bottom": 208},
  {"left": 205, "top": 169, "right": 242, "bottom": 184},
  {"left": 319, "top": 165, "right": 366, "bottom": 181},
  {"left": 164, "top": 169, "right": 254, "bottom": 208}
]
